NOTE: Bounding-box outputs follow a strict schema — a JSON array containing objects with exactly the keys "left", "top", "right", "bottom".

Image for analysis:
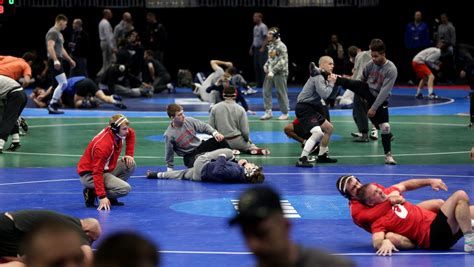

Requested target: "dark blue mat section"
[{"left": 1, "top": 165, "right": 473, "bottom": 267}]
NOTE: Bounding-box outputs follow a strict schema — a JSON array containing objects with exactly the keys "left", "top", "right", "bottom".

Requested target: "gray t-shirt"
[
  {"left": 362, "top": 60, "right": 398, "bottom": 110},
  {"left": 45, "top": 26, "right": 64, "bottom": 59},
  {"left": 209, "top": 100, "right": 249, "bottom": 141},
  {"left": 297, "top": 75, "right": 334, "bottom": 105},
  {"left": 163, "top": 117, "right": 216, "bottom": 168},
  {"left": 353, "top": 50, "right": 372, "bottom": 80},
  {"left": 252, "top": 22, "right": 268, "bottom": 48}
]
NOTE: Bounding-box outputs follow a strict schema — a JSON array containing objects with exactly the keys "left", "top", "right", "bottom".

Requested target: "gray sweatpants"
[
  {"left": 160, "top": 148, "right": 234, "bottom": 181},
  {"left": 263, "top": 74, "right": 289, "bottom": 114},
  {"left": 226, "top": 136, "right": 258, "bottom": 153},
  {"left": 80, "top": 159, "right": 135, "bottom": 199}
]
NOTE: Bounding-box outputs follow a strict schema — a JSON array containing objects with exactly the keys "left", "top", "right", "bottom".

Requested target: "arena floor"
[{"left": 1, "top": 85, "right": 473, "bottom": 266}]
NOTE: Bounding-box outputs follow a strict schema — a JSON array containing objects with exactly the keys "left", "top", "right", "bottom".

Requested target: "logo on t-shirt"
[{"left": 392, "top": 204, "right": 408, "bottom": 219}]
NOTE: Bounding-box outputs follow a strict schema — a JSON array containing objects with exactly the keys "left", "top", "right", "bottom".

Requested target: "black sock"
[{"left": 381, "top": 133, "right": 391, "bottom": 154}]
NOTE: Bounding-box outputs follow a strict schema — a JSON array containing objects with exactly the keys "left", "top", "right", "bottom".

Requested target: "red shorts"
[{"left": 412, "top": 61, "right": 432, "bottom": 79}]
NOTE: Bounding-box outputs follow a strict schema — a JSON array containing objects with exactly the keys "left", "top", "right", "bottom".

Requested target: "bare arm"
[
  {"left": 148, "top": 62, "right": 155, "bottom": 80},
  {"left": 210, "top": 60, "right": 233, "bottom": 71},
  {"left": 393, "top": 178, "right": 448, "bottom": 193},
  {"left": 47, "top": 40, "right": 58, "bottom": 61},
  {"left": 373, "top": 231, "right": 399, "bottom": 256},
  {"left": 385, "top": 232, "right": 416, "bottom": 250}
]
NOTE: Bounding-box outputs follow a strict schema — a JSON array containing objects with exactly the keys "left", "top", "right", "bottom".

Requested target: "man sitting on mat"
[{"left": 209, "top": 86, "right": 270, "bottom": 155}]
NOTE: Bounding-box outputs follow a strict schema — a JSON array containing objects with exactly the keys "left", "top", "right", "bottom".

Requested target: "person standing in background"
[{"left": 249, "top": 12, "right": 268, "bottom": 88}]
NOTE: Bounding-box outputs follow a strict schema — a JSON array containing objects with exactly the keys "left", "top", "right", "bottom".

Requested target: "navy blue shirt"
[{"left": 200, "top": 156, "right": 245, "bottom": 183}]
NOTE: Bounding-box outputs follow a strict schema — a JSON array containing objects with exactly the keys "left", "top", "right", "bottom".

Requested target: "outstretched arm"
[
  {"left": 210, "top": 60, "right": 233, "bottom": 71},
  {"left": 393, "top": 178, "right": 448, "bottom": 193}
]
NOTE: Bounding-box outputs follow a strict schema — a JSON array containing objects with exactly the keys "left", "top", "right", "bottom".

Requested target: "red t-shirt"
[
  {"left": 371, "top": 187, "right": 437, "bottom": 248},
  {"left": 350, "top": 183, "right": 393, "bottom": 232}
]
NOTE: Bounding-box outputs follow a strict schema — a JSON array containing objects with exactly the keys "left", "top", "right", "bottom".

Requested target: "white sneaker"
[
  {"left": 245, "top": 88, "right": 258, "bottom": 95},
  {"left": 370, "top": 127, "right": 378, "bottom": 140},
  {"left": 260, "top": 111, "right": 273, "bottom": 120},
  {"left": 464, "top": 233, "right": 474, "bottom": 252},
  {"left": 384, "top": 153, "right": 397, "bottom": 165},
  {"left": 278, "top": 114, "right": 289, "bottom": 120}
]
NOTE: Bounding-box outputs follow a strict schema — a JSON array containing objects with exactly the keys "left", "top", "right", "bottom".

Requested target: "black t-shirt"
[{"left": 0, "top": 210, "right": 89, "bottom": 257}]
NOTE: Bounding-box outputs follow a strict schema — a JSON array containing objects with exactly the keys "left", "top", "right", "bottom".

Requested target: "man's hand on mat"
[
  {"left": 376, "top": 239, "right": 399, "bottom": 256},
  {"left": 98, "top": 197, "right": 111, "bottom": 211}
]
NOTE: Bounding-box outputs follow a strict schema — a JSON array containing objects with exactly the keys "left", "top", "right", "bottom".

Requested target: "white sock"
[
  {"left": 51, "top": 73, "right": 68, "bottom": 104},
  {"left": 471, "top": 219, "right": 474, "bottom": 227},
  {"left": 300, "top": 130, "right": 323, "bottom": 158},
  {"left": 0, "top": 139, "right": 5, "bottom": 149},
  {"left": 318, "top": 146, "right": 329, "bottom": 156},
  {"left": 428, "top": 87, "right": 434, "bottom": 94},
  {"left": 12, "top": 133, "right": 20, "bottom": 143},
  {"left": 416, "top": 88, "right": 422, "bottom": 95},
  {"left": 301, "top": 137, "right": 316, "bottom": 158}
]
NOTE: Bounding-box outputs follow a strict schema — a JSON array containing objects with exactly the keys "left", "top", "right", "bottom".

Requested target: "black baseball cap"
[{"left": 229, "top": 186, "right": 283, "bottom": 225}]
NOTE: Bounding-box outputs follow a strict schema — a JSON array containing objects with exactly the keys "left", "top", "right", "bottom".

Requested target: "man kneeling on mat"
[{"left": 146, "top": 148, "right": 264, "bottom": 184}]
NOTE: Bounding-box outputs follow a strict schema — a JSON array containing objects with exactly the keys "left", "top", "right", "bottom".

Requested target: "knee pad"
[
  {"left": 310, "top": 126, "right": 323, "bottom": 136},
  {"left": 379, "top": 122, "right": 390, "bottom": 134}
]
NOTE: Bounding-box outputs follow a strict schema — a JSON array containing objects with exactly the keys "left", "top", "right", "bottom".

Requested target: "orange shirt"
[{"left": 0, "top": 56, "right": 32, "bottom": 81}]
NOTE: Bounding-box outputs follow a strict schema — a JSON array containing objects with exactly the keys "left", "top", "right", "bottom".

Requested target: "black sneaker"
[
  {"left": 309, "top": 62, "right": 321, "bottom": 77},
  {"left": 353, "top": 135, "right": 369, "bottom": 142},
  {"left": 17, "top": 117, "right": 28, "bottom": 132},
  {"left": 415, "top": 93, "right": 423, "bottom": 99},
  {"left": 109, "top": 198, "right": 125, "bottom": 206},
  {"left": 351, "top": 132, "right": 362, "bottom": 138},
  {"left": 6, "top": 142, "right": 21, "bottom": 151},
  {"left": 316, "top": 153, "right": 338, "bottom": 163},
  {"left": 83, "top": 188, "right": 97, "bottom": 208},
  {"left": 296, "top": 156, "right": 313, "bottom": 167},
  {"left": 47, "top": 103, "right": 64, "bottom": 114}
]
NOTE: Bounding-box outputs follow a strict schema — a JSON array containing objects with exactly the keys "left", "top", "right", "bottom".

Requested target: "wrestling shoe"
[
  {"left": 6, "top": 142, "right": 21, "bottom": 151},
  {"left": 83, "top": 188, "right": 97, "bottom": 208},
  {"left": 47, "top": 103, "right": 64, "bottom": 114},
  {"left": 316, "top": 153, "right": 338, "bottom": 163},
  {"left": 384, "top": 152, "right": 397, "bottom": 165},
  {"left": 296, "top": 156, "right": 313, "bottom": 167}
]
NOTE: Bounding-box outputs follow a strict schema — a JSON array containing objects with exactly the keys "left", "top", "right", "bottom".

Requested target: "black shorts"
[
  {"left": 429, "top": 210, "right": 463, "bottom": 250},
  {"left": 47, "top": 58, "right": 65, "bottom": 78},
  {"left": 295, "top": 102, "right": 327, "bottom": 137},
  {"left": 368, "top": 101, "right": 389, "bottom": 125},
  {"left": 0, "top": 214, "right": 22, "bottom": 257},
  {"left": 75, "top": 78, "right": 99, "bottom": 97}
]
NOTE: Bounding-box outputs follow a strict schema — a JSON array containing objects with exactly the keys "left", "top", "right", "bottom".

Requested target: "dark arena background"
[{"left": 0, "top": 1, "right": 474, "bottom": 267}]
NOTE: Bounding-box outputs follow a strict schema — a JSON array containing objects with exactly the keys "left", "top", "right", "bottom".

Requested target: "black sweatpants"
[
  {"left": 0, "top": 90, "right": 27, "bottom": 141},
  {"left": 183, "top": 138, "right": 231, "bottom": 168}
]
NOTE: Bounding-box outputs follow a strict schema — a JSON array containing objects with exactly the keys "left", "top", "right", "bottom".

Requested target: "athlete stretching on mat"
[
  {"left": 209, "top": 86, "right": 270, "bottom": 155},
  {"left": 326, "top": 39, "right": 397, "bottom": 165},
  {"left": 164, "top": 104, "right": 231, "bottom": 170},
  {"left": 147, "top": 148, "right": 264, "bottom": 184},
  {"left": 295, "top": 57, "right": 338, "bottom": 167}
]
